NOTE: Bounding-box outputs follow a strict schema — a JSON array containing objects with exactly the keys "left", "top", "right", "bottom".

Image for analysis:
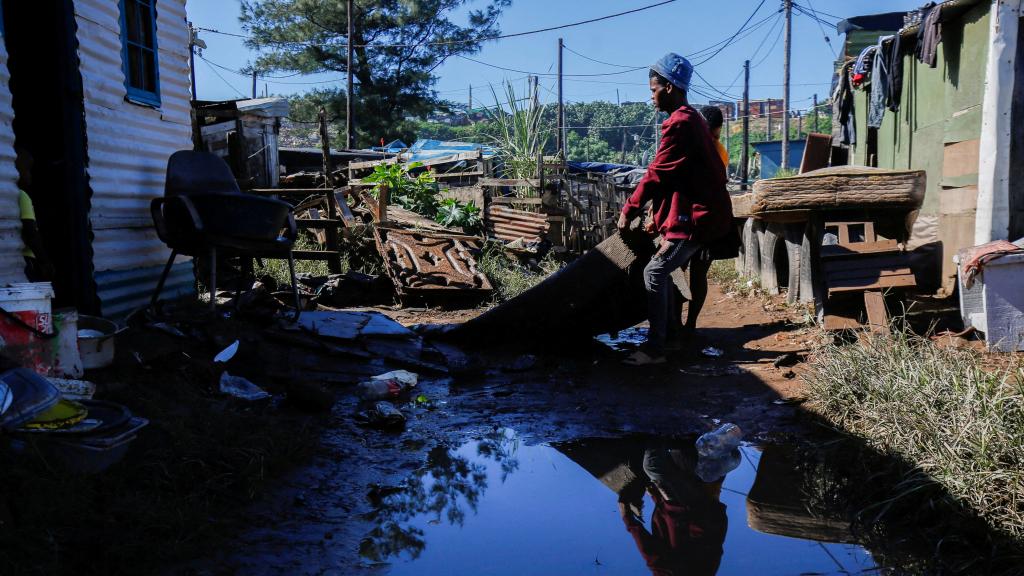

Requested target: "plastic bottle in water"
[{"left": 695, "top": 423, "right": 743, "bottom": 458}]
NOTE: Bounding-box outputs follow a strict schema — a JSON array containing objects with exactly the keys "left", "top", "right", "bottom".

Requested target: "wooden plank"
[
  {"left": 432, "top": 170, "right": 484, "bottom": 179},
  {"left": 302, "top": 208, "right": 326, "bottom": 244},
  {"left": 799, "top": 132, "right": 832, "bottom": 174},
  {"left": 487, "top": 212, "right": 548, "bottom": 224},
  {"left": 348, "top": 156, "right": 400, "bottom": 170},
  {"left": 863, "top": 291, "right": 888, "bottom": 333},
  {"left": 296, "top": 218, "right": 342, "bottom": 227},
  {"left": 479, "top": 178, "right": 541, "bottom": 187},
  {"left": 821, "top": 240, "right": 900, "bottom": 258},
  {"left": 823, "top": 312, "right": 861, "bottom": 331},
  {"left": 250, "top": 187, "right": 345, "bottom": 195},
  {"left": 489, "top": 196, "right": 543, "bottom": 205},
  {"left": 821, "top": 255, "right": 911, "bottom": 274},
  {"left": 489, "top": 223, "right": 547, "bottom": 236},
  {"left": 941, "top": 139, "right": 980, "bottom": 180},
  {"left": 826, "top": 267, "right": 913, "bottom": 283},
  {"left": 827, "top": 273, "right": 917, "bottom": 294}
]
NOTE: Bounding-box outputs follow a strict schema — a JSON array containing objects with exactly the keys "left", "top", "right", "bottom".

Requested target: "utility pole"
[
  {"left": 616, "top": 89, "right": 620, "bottom": 106},
  {"left": 188, "top": 23, "right": 198, "bottom": 100},
  {"left": 468, "top": 84, "right": 473, "bottom": 111},
  {"left": 813, "top": 93, "right": 819, "bottom": 132},
  {"left": 345, "top": 0, "right": 355, "bottom": 148},
  {"left": 531, "top": 75, "right": 539, "bottom": 109},
  {"left": 654, "top": 111, "right": 661, "bottom": 154},
  {"left": 767, "top": 105, "right": 772, "bottom": 141},
  {"left": 724, "top": 112, "right": 731, "bottom": 176},
  {"left": 797, "top": 111, "right": 802, "bottom": 137},
  {"left": 741, "top": 60, "right": 750, "bottom": 190},
  {"left": 781, "top": 0, "right": 792, "bottom": 169},
  {"left": 251, "top": 70, "right": 257, "bottom": 99},
  {"left": 557, "top": 38, "right": 565, "bottom": 158},
  {"left": 621, "top": 128, "right": 627, "bottom": 164}
]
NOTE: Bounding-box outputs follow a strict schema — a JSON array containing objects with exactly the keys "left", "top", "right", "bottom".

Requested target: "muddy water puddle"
[{"left": 360, "top": 430, "right": 877, "bottom": 575}]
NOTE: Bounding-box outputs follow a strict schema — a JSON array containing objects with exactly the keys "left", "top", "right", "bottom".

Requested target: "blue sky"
[{"left": 188, "top": 0, "right": 921, "bottom": 111}]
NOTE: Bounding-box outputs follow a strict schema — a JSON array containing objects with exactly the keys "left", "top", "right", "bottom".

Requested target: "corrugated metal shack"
[
  {"left": 0, "top": 0, "right": 195, "bottom": 316},
  {"left": 841, "top": 0, "right": 1024, "bottom": 293}
]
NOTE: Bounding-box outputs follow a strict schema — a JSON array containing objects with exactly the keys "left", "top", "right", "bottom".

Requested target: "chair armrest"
[{"left": 151, "top": 196, "right": 204, "bottom": 240}]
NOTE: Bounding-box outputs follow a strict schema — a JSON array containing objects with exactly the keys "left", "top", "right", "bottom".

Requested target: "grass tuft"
[
  {"left": 805, "top": 327, "right": 1024, "bottom": 541},
  {"left": 477, "top": 242, "right": 563, "bottom": 303}
]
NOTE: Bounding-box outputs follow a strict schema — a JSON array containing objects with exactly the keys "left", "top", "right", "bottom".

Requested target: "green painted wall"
[{"left": 851, "top": 2, "right": 989, "bottom": 216}]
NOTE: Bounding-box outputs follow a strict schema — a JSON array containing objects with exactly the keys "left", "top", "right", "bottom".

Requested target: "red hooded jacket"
[{"left": 621, "top": 105, "right": 733, "bottom": 242}]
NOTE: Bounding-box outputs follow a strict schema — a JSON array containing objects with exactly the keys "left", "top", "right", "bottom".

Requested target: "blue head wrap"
[{"left": 651, "top": 53, "right": 693, "bottom": 92}]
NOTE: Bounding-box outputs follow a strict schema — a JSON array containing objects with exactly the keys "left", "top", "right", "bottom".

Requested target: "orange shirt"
[{"left": 714, "top": 140, "right": 728, "bottom": 169}]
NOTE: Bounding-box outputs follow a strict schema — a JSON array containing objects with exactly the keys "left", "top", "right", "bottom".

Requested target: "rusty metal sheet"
[
  {"left": 374, "top": 226, "right": 492, "bottom": 299},
  {"left": 485, "top": 205, "right": 550, "bottom": 243}
]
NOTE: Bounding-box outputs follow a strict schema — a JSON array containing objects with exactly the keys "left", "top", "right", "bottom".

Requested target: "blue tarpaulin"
[{"left": 405, "top": 139, "right": 497, "bottom": 163}]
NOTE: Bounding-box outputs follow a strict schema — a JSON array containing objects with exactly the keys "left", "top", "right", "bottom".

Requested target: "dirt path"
[{"left": 183, "top": 283, "right": 819, "bottom": 575}]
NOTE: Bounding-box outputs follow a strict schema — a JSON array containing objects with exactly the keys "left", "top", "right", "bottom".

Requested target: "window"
[{"left": 119, "top": 0, "right": 160, "bottom": 106}]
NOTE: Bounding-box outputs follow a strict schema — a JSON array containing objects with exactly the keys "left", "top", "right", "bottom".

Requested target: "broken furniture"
[
  {"left": 733, "top": 166, "right": 926, "bottom": 322},
  {"left": 819, "top": 222, "right": 916, "bottom": 331},
  {"left": 956, "top": 240, "right": 1024, "bottom": 351},
  {"left": 150, "top": 150, "right": 301, "bottom": 318}
]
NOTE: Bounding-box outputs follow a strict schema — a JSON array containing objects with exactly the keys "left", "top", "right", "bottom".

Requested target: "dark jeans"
[{"left": 643, "top": 239, "right": 700, "bottom": 354}]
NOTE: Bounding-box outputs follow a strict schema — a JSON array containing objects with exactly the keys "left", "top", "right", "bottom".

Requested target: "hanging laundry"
[
  {"left": 916, "top": 2, "right": 942, "bottom": 68},
  {"left": 831, "top": 61, "right": 856, "bottom": 146},
  {"left": 884, "top": 34, "right": 905, "bottom": 113},
  {"left": 852, "top": 45, "right": 876, "bottom": 88},
  {"left": 867, "top": 36, "right": 893, "bottom": 129}
]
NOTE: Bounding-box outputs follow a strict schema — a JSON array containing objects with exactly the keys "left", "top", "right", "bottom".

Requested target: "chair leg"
[
  {"left": 287, "top": 251, "right": 301, "bottom": 321},
  {"left": 150, "top": 249, "right": 177, "bottom": 310},
  {"left": 209, "top": 247, "right": 218, "bottom": 313}
]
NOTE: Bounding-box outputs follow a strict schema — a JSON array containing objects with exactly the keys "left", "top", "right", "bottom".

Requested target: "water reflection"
[
  {"left": 619, "top": 445, "right": 728, "bottom": 575},
  {"left": 361, "top": 432, "right": 879, "bottom": 575},
  {"left": 359, "top": 429, "right": 520, "bottom": 563}
]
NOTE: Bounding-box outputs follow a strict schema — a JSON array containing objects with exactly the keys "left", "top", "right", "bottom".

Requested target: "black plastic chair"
[{"left": 150, "top": 150, "right": 301, "bottom": 319}]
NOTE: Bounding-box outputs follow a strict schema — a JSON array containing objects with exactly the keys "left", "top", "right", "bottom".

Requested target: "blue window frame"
[{"left": 119, "top": 0, "right": 160, "bottom": 106}]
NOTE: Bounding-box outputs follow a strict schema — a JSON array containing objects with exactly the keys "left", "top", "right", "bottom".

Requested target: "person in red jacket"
[{"left": 617, "top": 53, "right": 733, "bottom": 365}]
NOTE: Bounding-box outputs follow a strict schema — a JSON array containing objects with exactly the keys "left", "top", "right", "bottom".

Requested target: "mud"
[{"left": 178, "top": 285, "right": 823, "bottom": 574}]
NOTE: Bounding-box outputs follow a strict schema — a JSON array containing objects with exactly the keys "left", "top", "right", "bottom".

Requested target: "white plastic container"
[
  {"left": 0, "top": 282, "right": 55, "bottom": 374},
  {"left": 958, "top": 252, "right": 1024, "bottom": 352}
]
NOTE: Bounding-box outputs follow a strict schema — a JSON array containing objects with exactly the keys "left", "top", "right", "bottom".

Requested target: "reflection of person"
[
  {"left": 618, "top": 446, "right": 727, "bottom": 576},
  {"left": 617, "top": 53, "right": 732, "bottom": 365},
  {"left": 15, "top": 147, "right": 53, "bottom": 282}
]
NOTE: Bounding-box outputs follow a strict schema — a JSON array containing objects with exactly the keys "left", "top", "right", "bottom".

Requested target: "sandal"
[{"left": 622, "top": 349, "right": 666, "bottom": 366}]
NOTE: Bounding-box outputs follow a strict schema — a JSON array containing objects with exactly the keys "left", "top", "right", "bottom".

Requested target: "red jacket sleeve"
[{"left": 621, "top": 120, "right": 688, "bottom": 219}]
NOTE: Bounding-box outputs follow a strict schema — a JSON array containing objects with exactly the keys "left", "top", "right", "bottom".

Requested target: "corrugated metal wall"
[
  {"left": 74, "top": 0, "right": 194, "bottom": 314},
  {"left": 0, "top": 35, "right": 28, "bottom": 284}
]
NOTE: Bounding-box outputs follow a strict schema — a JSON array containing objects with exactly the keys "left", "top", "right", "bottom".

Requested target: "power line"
[
  {"left": 201, "top": 55, "right": 347, "bottom": 85},
  {"left": 694, "top": 0, "right": 769, "bottom": 65},
  {"left": 751, "top": 18, "right": 785, "bottom": 68},
  {"left": 563, "top": 45, "right": 638, "bottom": 69},
  {"left": 456, "top": 54, "right": 646, "bottom": 77},
  {"left": 793, "top": 2, "right": 839, "bottom": 57},
  {"left": 201, "top": 57, "right": 247, "bottom": 98},
  {"left": 793, "top": 2, "right": 841, "bottom": 22},
  {"left": 197, "top": 0, "right": 679, "bottom": 50}
]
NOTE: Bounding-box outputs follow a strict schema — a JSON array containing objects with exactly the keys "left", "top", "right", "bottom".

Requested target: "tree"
[{"left": 241, "top": 0, "right": 511, "bottom": 147}]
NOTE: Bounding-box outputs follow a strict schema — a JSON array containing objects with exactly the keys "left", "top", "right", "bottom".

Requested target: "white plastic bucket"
[{"left": 0, "top": 282, "right": 56, "bottom": 374}]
